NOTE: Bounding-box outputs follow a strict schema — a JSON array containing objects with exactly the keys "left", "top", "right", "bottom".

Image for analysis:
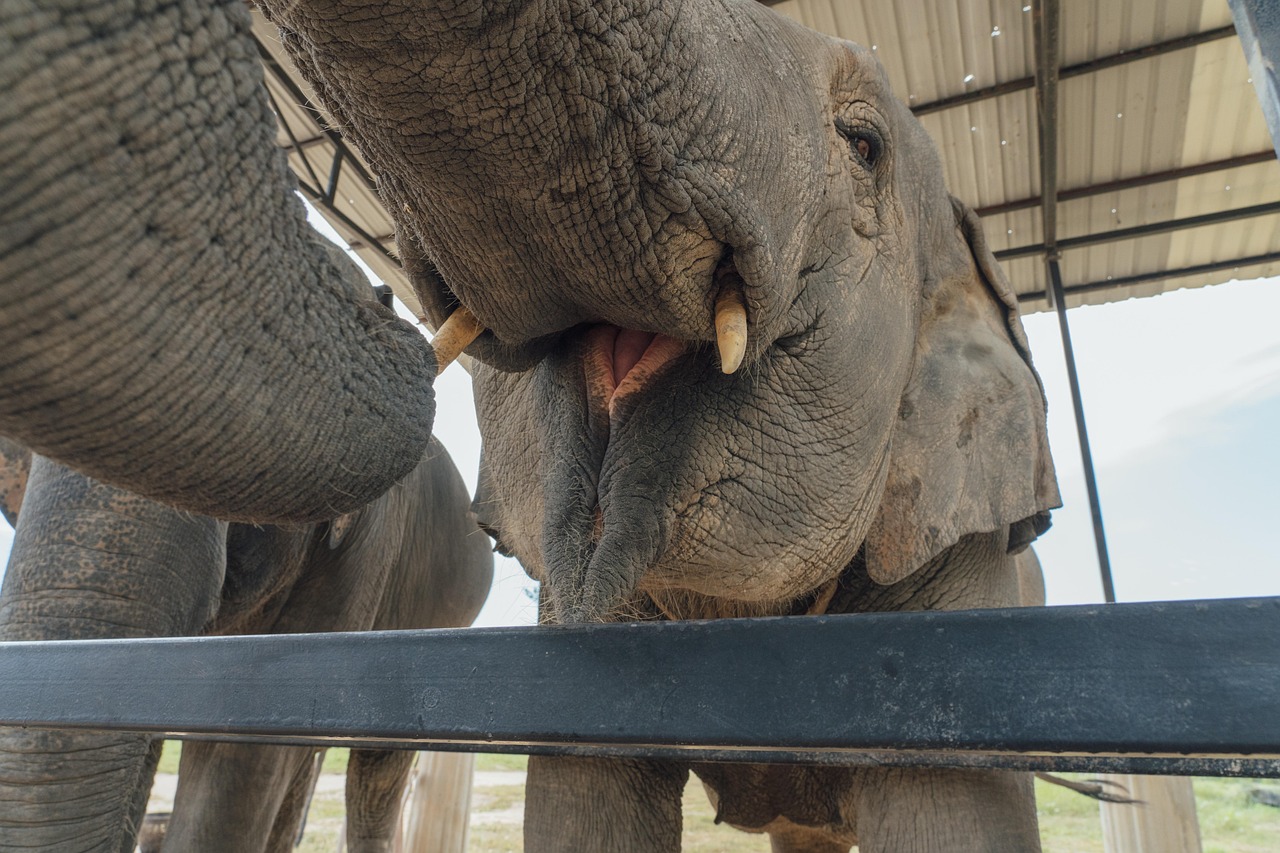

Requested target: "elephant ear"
[{"left": 863, "top": 198, "right": 1060, "bottom": 585}]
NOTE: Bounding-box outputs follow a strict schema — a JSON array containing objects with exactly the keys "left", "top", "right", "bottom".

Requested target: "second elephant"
[
  {"left": 0, "top": 436, "right": 493, "bottom": 853},
  {"left": 160, "top": 434, "right": 494, "bottom": 853}
]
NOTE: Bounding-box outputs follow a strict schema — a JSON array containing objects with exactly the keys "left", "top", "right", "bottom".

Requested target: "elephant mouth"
[
  {"left": 583, "top": 325, "right": 687, "bottom": 417},
  {"left": 426, "top": 253, "right": 756, "bottom": 381}
]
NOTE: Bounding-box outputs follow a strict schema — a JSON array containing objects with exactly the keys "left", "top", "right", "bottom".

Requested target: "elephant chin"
[{"left": 518, "top": 314, "right": 888, "bottom": 625}]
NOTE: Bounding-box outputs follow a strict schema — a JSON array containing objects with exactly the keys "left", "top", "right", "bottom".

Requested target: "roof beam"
[
  {"left": 976, "top": 150, "right": 1277, "bottom": 217},
  {"left": 1032, "top": 0, "right": 1061, "bottom": 263},
  {"left": 1017, "top": 250, "right": 1280, "bottom": 304},
  {"left": 253, "top": 34, "right": 377, "bottom": 190},
  {"left": 911, "top": 25, "right": 1236, "bottom": 116},
  {"left": 1032, "top": 0, "right": 1116, "bottom": 604},
  {"left": 996, "top": 199, "right": 1280, "bottom": 260}
]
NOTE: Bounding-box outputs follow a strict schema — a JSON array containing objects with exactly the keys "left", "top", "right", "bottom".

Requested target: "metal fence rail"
[{"left": 1, "top": 597, "right": 1277, "bottom": 777}]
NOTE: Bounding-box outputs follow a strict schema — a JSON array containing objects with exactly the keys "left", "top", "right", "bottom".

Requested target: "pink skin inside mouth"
[{"left": 585, "top": 325, "right": 686, "bottom": 416}]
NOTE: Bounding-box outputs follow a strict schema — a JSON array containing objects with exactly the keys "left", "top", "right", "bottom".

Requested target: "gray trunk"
[
  {"left": 1, "top": 0, "right": 436, "bottom": 523},
  {"left": 258, "top": 0, "right": 804, "bottom": 368},
  {"left": 0, "top": 457, "right": 226, "bottom": 851}
]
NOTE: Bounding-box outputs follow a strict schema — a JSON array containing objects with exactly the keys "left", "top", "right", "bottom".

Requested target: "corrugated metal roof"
[
  {"left": 768, "top": 0, "right": 1280, "bottom": 310},
  {"left": 254, "top": 1, "right": 1280, "bottom": 315}
]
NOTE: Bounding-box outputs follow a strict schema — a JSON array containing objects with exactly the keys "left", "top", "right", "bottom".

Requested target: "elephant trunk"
[
  {"left": 259, "top": 0, "right": 812, "bottom": 370},
  {"left": 0, "top": 456, "right": 226, "bottom": 852},
  {"left": 1, "top": 0, "right": 436, "bottom": 524}
]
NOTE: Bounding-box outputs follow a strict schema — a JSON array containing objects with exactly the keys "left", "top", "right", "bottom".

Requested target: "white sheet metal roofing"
[{"left": 253, "top": 2, "right": 1280, "bottom": 315}]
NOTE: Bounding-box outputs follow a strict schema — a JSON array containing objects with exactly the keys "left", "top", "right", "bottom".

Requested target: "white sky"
[{"left": 1, "top": 209, "right": 1276, "bottom": 625}]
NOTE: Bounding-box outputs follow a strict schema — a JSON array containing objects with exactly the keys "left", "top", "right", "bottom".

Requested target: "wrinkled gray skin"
[
  {"left": 0, "top": 438, "right": 493, "bottom": 853},
  {"left": 13, "top": 0, "right": 1061, "bottom": 849},
  {"left": 1, "top": 0, "right": 436, "bottom": 523},
  {"left": 255, "top": 0, "right": 1059, "bottom": 850},
  {"left": 0, "top": 453, "right": 225, "bottom": 853},
  {"left": 157, "top": 437, "right": 493, "bottom": 853}
]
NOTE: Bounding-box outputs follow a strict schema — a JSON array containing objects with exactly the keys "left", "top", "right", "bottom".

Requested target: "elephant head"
[{"left": 262, "top": 0, "right": 1058, "bottom": 621}]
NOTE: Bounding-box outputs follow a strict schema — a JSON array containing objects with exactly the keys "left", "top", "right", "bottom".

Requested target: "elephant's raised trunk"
[
  {"left": 1, "top": 0, "right": 436, "bottom": 523},
  {"left": 0, "top": 457, "right": 226, "bottom": 851}
]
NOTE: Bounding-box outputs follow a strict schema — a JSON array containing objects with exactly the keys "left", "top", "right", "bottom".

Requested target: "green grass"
[
  {"left": 473, "top": 784, "right": 527, "bottom": 814},
  {"left": 320, "top": 748, "right": 349, "bottom": 775},
  {"left": 1194, "top": 778, "right": 1280, "bottom": 853},
  {"left": 476, "top": 753, "right": 530, "bottom": 772},
  {"left": 1035, "top": 775, "right": 1106, "bottom": 853},
  {"left": 155, "top": 741, "right": 181, "bottom": 775}
]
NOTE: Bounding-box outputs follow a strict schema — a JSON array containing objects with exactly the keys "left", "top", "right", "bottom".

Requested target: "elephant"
[
  {"left": 0, "top": 433, "right": 493, "bottom": 853},
  {"left": 245, "top": 1, "right": 1059, "bottom": 849},
  {"left": 10, "top": 0, "right": 1061, "bottom": 851},
  {"left": 155, "top": 438, "right": 493, "bottom": 853}
]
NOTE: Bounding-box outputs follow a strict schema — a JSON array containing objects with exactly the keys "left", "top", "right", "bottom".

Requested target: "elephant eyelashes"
[{"left": 837, "top": 122, "right": 884, "bottom": 171}]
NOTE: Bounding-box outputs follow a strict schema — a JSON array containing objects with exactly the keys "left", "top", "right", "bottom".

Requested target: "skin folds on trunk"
[
  {"left": 1, "top": 0, "right": 436, "bottom": 523},
  {"left": 0, "top": 456, "right": 226, "bottom": 852},
  {"left": 260, "top": 0, "right": 821, "bottom": 366}
]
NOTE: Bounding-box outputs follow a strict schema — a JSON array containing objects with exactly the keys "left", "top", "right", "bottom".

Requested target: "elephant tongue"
[
  {"left": 613, "top": 328, "right": 657, "bottom": 386},
  {"left": 585, "top": 325, "right": 685, "bottom": 414}
]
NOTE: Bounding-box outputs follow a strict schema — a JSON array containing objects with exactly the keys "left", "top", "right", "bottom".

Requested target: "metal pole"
[
  {"left": 1033, "top": 0, "right": 1116, "bottom": 602},
  {"left": 1047, "top": 260, "right": 1117, "bottom": 603}
]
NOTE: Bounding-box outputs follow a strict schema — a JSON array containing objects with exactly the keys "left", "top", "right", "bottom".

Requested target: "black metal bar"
[
  {"left": 295, "top": 183, "right": 401, "bottom": 269},
  {"left": 996, "top": 199, "right": 1280, "bottom": 260},
  {"left": 1032, "top": 0, "right": 1061, "bottom": 264},
  {"left": 911, "top": 25, "right": 1236, "bottom": 116},
  {"left": 1016, "top": 250, "right": 1280, "bottom": 303},
  {"left": 977, "top": 150, "right": 1277, "bottom": 217},
  {"left": 1, "top": 599, "right": 1279, "bottom": 775},
  {"left": 279, "top": 135, "right": 328, "bottom": 154},
  {"left": 263, "top": 87, "right": 323, "bottom": 193},
  {"left": 252, "top": 35, "right": 378, "bottom": 189},
  {"left": 1047, "top": 261, "right": 1117, "bottom": 602},
  {"left": 324, "top": 147, "right": 345, "bottom": 206}
]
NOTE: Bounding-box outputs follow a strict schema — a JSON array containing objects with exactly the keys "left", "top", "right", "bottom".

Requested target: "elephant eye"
[{"left": 845, "top": 128, "right": 883, "bottom": 170}]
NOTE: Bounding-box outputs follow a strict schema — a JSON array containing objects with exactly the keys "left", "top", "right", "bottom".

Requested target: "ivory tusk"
[
  {"left": 714, "top": 284, "right": 748, "bottom": 375},
  {"left": 431, "top": 306, "right": 484, "bottom": 375}
]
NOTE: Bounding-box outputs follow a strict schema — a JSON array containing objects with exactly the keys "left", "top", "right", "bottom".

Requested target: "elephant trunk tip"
[{"left": 547, "top": 534, "right": 659, "bottom": 625}]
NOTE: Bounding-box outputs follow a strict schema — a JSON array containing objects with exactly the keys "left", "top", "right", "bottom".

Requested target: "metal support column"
[
  {"left": 1047, "top": 262, "right": 1116, "bottom": 602},
  {"left": 1033, "top": 0, "right": 1116, "bottom": 602}
]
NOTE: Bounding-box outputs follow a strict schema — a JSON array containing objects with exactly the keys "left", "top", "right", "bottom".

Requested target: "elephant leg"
[
  {"left": 162, "top": 742, "right": 315, "bottom": 853},
  {"left": 264, "top": 749, "right": 325, "bottom": 853},
  {"left": 345, "top": 748, "right": 416, "bottom": 853},
  {"left": 852, "top": 767, "right": 1040, "bottom": 853},
  {"left": 0, "top": 458, "right": 225, "bottom": 853},
  {"left": 525, "top": 755, "right": 688, "bottom": 853}
]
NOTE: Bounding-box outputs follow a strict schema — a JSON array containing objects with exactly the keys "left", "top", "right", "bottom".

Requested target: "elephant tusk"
[
  {"left": 431, "top": 306, "right": 485, "bottom": 375},
  {"left": 714, "top": 283, "right": 748, "bottom": 375}
]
